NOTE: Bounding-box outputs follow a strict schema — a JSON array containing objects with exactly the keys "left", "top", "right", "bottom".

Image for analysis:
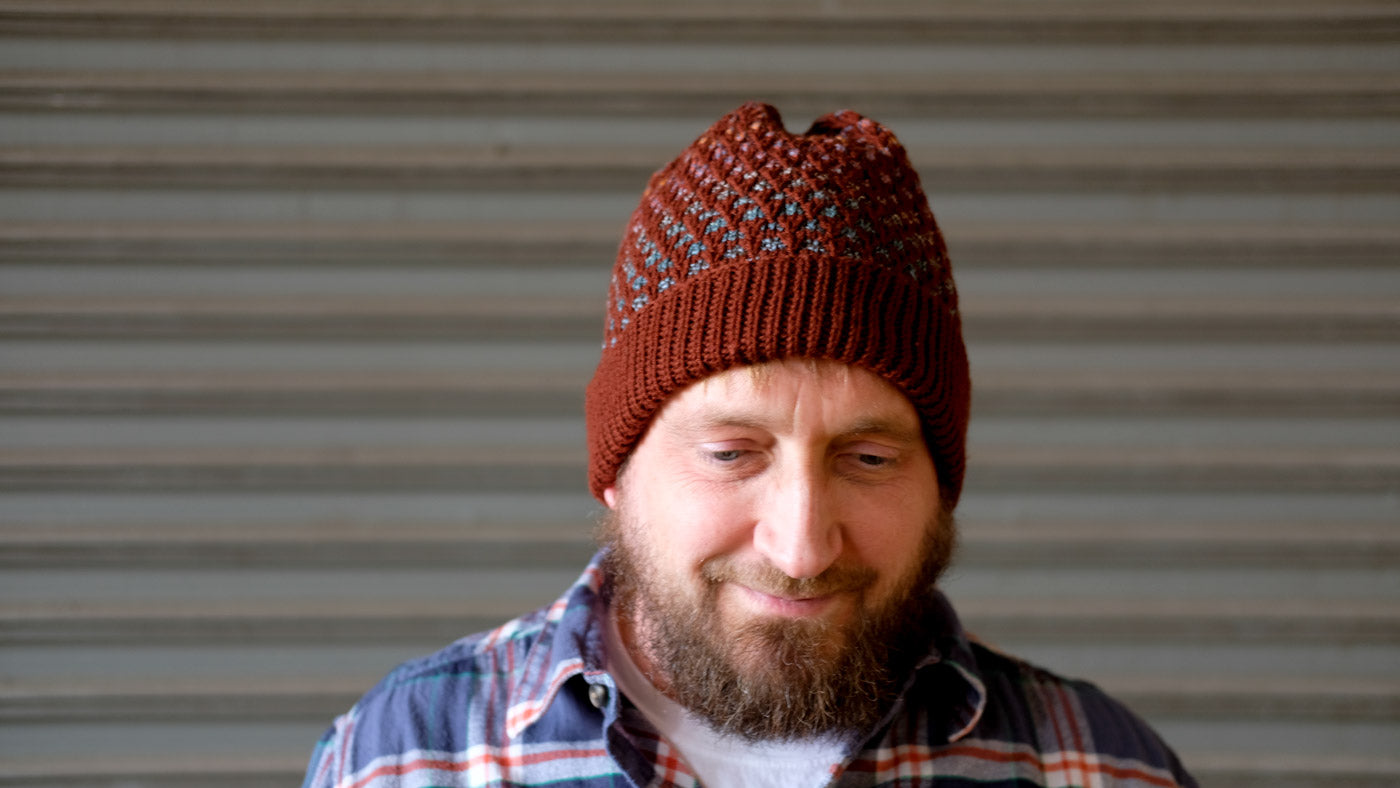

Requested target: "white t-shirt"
[{"left": 603, "top": 610, "right": 847, "bottom": 788}]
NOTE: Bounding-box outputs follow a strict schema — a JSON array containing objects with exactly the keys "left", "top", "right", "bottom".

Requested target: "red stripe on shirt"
[
  {"left": 345, "top": 746, "right": 611, "bottom": 788},
  {"left": 849, "top": 743, "right": 1179, "bottom": 787}
]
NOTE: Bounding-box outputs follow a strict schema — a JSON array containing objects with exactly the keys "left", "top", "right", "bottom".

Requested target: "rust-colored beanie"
[{"left": 585, "top": 102, "right": 971, "bottom": 507}]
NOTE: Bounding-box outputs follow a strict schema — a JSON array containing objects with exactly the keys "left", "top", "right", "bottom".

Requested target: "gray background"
[{"left": 0, "top": 2, "right": 1397, "bottom": 786}]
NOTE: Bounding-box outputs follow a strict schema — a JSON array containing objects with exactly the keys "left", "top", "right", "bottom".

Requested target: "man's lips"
[
  {"left": 701, "top": 556, "right": 876, "bottom": 618},
  {"left": 701, "top": 557, "right": 878, "bottom": 600},
  {"left": 733, "top": 584, "right": 844, "bottom": 617}
]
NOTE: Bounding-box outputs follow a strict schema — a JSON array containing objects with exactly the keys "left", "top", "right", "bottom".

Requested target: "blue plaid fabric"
[{"left": 303, "top": 554, "right": 1196, "bottom": 788}]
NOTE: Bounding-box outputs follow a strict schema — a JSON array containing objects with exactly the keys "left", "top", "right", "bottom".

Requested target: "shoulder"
[
  {"left": 302, "top": 606, "right": 557, "bottom": 788},
  {"left": 380, "top": 603, "right": 552, "bottom": 690},
  {"left": 960, "top": 641, "right": 1197, "bottom": 787},
  {"left": 359, "top": 604, "right": 554, "bottom": 735},
  {"left": 301, "top": 560, "right": 617, "bottom": 788}
]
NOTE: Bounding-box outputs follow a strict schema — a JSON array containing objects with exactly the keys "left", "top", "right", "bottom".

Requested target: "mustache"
[{"left": 700, "top": 557, "right": 878, "bottom": 599}]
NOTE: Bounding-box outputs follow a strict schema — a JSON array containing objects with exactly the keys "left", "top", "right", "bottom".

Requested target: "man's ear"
[{"left": 602, "top": 486, "right": 618, "bottom": 509}]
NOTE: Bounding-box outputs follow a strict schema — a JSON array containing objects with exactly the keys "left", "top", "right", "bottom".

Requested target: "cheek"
[
  {"left": 701, "top": 499, "right": 756, "bottom": 549},
  {"left": 655, "top": 493, "right": 755, "bottom": 567},
  {"left": 847, "top": 495, "right": 937, "bottom": 568}
]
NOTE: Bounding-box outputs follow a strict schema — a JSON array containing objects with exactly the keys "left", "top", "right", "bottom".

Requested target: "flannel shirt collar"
[
  {"left": 918, "top": 588, "right": 988, "bottom": 742},
  {"left": 507, "top": 552, "right": 987, "bottom": 744},
  {"left": 504, "top": 560, "right": 611, "bottom": 738}
]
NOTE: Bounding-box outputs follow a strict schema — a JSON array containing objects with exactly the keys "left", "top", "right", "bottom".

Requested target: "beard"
[{"left": 597, "top": 505, "right": 956, "bottom": 742}]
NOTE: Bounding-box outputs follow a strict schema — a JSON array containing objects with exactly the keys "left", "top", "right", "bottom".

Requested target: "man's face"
[{"left": 600, "top": 359, "right": 955, "bottom": 740}]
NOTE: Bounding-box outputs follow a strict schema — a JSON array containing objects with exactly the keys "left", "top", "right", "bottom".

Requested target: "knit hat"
[{"left": 585, "top": 102, "right": 971, "bottom": 507}]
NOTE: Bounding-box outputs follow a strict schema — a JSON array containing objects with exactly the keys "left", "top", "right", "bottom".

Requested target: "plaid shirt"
[{"left": 303, "top": 555, "right": 1196, "bottom": 788}]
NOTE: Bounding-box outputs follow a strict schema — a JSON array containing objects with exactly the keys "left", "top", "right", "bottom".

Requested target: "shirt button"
[{"left": 588, "top": 683, "right": 610, "bottom": 709}]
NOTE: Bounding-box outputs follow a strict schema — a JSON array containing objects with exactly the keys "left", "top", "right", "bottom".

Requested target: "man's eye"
[
  {"left": 855, "top": 453, "right": 891, "bottom": 467},
  {"left": 710, "top": 449, "right": 744, "bottom": 462}
]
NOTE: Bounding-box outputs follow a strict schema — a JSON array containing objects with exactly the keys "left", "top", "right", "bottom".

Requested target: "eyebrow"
[
  {"left": 841, "top": 418, "right": 924, "bottom": 446},
  {"left": 670, "top": 411, "right": 767, "bottom": 437},
  {"left": 671, "top": 411, "right": 923, "bottom": 446}
]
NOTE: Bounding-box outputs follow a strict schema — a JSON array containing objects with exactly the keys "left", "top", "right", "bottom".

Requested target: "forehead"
[{"left": 655, "top": 359, "right": 920, "bottom": 433}]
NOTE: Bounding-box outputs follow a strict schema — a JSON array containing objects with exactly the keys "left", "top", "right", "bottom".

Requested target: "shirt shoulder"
[
  {"left": 959, "top": 641, "right": 1197, "bottom": 787},
  {"left": 302, "top": 574, "right": 625, "bottom": 788},
  {"left": 301, "top": 608, "right": 549, "bottom": 783},
  {"left": 372, "top": 600, "right": 554, "bottom": 697}
]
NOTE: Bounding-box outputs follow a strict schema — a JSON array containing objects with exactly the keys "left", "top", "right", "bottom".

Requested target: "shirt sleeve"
[{"left": 301, "top": 721, "right": 346, "bottom": 788}]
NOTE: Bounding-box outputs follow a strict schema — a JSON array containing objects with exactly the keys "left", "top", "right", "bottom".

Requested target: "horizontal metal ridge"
[
  {"left": 2, "top": 1, "right": 1396, "bottom": 43},
  {"left": 970, "top": 366, "right": 1400, "bottom": 417},
  {"left": 4, "top": 675, "right": 1393, "bottom": 724},
  {"left": 0, "top": 445, "right": 587, "bottom": 492},
  {"left": 0, "top": 370, "right": 588, "bottom": 416},
  {"left": 958, "top": 598, "right": 1400, "bottom": 644},
  {"left": 960, "top": 521, "right": 1400, "bottom": 569},
  {"left": 951, "top": 222, "right": 1400, "bottom": 268},
  {"left": 3, "top": 294, "right": 1395, "bottom": 342},
  {"left": 0, "top": 522, "right": 599, "bottom": 569},
  {"left": 964, "top": 294, "right": 1400, "bottom": 343},
  {"left": 0, "top": 145, "right": 657, "bottom": 191},
  {"left": 1, "top": 444, "right": 1395, "bottom": 493},
  {"left": 5, "top": 70, "right": 1395, "bottom": 118},
  {"left": 1188, "top": 754, "right": 1400, "bottom": 787},
  {"left": 5, "top": 598, "right": 1395, "bottom": 645},
  {"left": 966, "top": 444, "right": 1400, "bottom": 493},
  {"left": 4, "top": 366, "right": 1395, "bottom": 417},
  {"left": 0, "top": 295, "right": 600, "bottom": 340},
  {"left": 4, "top": 145, "right": 1395, "bottom": 193},
  {"left": 1101, "top": 676, "right": 1400, "bottom": 722},
  {"left": 4, "top": 221, "right": 1396, "bottom": 267},
  {"left": 0, "top": 676, "right": 367, "bottom": 723},
  {"left": 2, "top": 521, "right": 1394, "bottom": 569},
  {"left": 0, "top": 219, "right": 619, "bottom": 264},
  {"left": 0, "top": 598, "right": 539, "bottom": 646}
]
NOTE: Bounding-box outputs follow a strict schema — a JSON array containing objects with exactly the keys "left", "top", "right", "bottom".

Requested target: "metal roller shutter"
[{"left": 1, "top": 2, "right": 1397, "bottom": 785}]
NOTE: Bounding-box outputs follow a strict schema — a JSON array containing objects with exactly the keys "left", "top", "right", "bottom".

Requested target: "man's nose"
[{"left": 752, "top": 462, "right": 842, "bottom": 581}]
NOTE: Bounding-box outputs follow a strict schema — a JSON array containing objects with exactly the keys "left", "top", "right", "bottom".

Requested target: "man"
[{"left": 303, "top": 102, "right": 1196, "bottom": 788}]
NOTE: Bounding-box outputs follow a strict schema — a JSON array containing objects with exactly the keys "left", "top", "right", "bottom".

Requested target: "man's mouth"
[
  {"left": 703, "top": 557, "right": 876, "bottom": 596},
  {"left": 732, "top": 584, "right": 845, "bottom": 618}
]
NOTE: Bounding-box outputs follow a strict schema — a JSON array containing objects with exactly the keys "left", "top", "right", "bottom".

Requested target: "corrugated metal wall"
[{"left": 1, "top": 2, "right": 1397, "bottom": 786}]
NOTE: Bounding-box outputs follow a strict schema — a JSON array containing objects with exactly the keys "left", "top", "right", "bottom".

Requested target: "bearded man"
[{"left": 303, "top": 102, "right": 1196, "bottom": 788}]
